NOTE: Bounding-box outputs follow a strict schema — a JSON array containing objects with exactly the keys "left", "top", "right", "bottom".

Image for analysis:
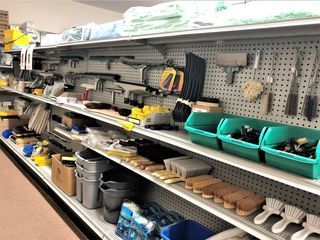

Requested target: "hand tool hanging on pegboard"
[
  {"left": 119, "top": 57, "right": 173, "bottom": 85},
  {"left": 262, "top": 51, "right": 277, "bottom": 114},
  {"left": 301, "top": 50, "right": 320, "bottom": 121},
  {"left": 172, "top": 52, "right": 206, "bottom": 122},
  {"left": 285, "top": 49, "right": 302, "bottom": 116},
  {"left": 215, "top": 52, "right": 248, "bottom": 84}
]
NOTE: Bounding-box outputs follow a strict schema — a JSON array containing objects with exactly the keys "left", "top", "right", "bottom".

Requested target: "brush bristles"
[
  {"left": 214, "top": 186, "right": 240, "bottom": 198},
  {"left": 262, "top": 93, "right": 273, "bottom": 114},
  {"left": 193, "top": 178, "right": 222, "bottom": 191},
  {"left": 223, "top": 190, "right": 253, "bottom": 205},
  {"left": 284, "top": 205, "right": 306, "bottom": 220},
  {"left": 266, "top": 198, "right": 285, "bottom": 211},
  {"left": 202, "top": 182, "right": 229, "bottom": 195},
  {"left": 306, "top": 214, "right": 320, "bottom": 228},
  {"left": 236, "top": 195, "right": 265, "bottom": 211},
  {"left": 185, "top": 175, "right": 212, "bottom": 187}
]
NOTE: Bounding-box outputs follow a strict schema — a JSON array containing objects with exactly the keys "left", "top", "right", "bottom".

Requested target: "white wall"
[{"left": 0, "top": 0, "right": 122, "bottom": 33}]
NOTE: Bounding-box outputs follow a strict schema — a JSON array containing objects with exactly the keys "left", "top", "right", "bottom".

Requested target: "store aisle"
[{"left": 0, "top": 148, "right": 83, "bottom": 240}]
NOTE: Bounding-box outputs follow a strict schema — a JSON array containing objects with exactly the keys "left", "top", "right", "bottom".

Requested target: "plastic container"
[
  {"left": 261, "top": 126, "right": 320, "bottom": 179},
  {"left": 184, "top": 112, "right": 233, "bottom": 150},
  {"left": 218, "top": 117, "right": 278, "bottom": 162},
  {"left": 76, "top": 162, "right": 114, "bottom": 180},
  {"left": 75, "top": 171, "right": 82, "bottom": 202},
  {"left": 75, "top": 149, "right": 112, "bottom": 172},
  {"left": 160, "top": 219, "right": 214, "bottom": 240},
  {"left": 102, "top": 207, "right": 121, "bottom": 224},
  {"left": 75, "top": 171, "right": 102, "bottom": 209},
  {"left": 99, "top": 169, "right": 138, "bottom": 190},
  {"left": 4, "top": 29, "right": 31, "bottom": 51},
  {"left": 99, "top": 184, "right": 133, "bottom": 210}
]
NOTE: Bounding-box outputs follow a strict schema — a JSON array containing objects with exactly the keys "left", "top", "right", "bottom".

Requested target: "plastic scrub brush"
[
  {"left": 291, "top": 214, "right": 320, "bottom": 240},
  {"left": 271, "top": 205, "right": 306, "bottom": 234},
  {"left": 254, "top": 198, "right": 285, "bottom": 225}
]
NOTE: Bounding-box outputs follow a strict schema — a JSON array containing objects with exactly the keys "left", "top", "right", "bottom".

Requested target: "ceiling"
[{"left": 75, "top": 0, "right": 169, "bottom": 13}]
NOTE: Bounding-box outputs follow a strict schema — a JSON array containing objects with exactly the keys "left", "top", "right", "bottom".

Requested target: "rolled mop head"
[{"left": 242, "top": 81, "right": 264, "bottom": 102}]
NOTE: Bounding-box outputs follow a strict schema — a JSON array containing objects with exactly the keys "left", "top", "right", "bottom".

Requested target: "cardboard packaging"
[
  {"left": 61, "top": 113, "right": 90, "bottom": 129},
  {"left": 0, "top": 117, "right": 29, "bottom": 132},
  {"left": 192, "top": 105, "right": 223, "bottom": 113},
  {"left": 51, "top": 154, "right": 76, "bottom": 196}
]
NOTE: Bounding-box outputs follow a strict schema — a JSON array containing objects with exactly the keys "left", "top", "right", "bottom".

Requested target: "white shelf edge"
[
  {"left": 0, "top": 135, "right": 120, "bottom": 240},
  {"left": 2, "top": 18, "right": 320, "bottom": 54},
  {"left": 0, "top": 65, "right": 13, "bottom": 69},
  {"left": 3, "top": 86, "right": 320, "bottom": 196}
]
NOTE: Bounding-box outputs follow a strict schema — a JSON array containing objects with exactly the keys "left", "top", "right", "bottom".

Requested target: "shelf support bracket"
[{"left": 149, "top": 44, "right": 167, "bottom": 58}]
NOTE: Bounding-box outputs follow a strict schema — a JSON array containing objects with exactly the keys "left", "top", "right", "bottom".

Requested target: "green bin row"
[{"left": 184, "top": 112, "right": 320, "bottom": 179}]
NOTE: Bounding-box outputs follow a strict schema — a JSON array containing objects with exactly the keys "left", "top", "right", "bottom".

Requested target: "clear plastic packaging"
[{"left": 89, "top": 21, "right": 123, "bottom": 40}]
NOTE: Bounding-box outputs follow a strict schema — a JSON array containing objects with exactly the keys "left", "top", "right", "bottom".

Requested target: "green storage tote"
[
  {"left": 184, "top": 112, "right": 233, "bottom": 150},
  {"left": 261, "top": 126, "right": 320, "bottom": 179},
  {"left": 218, "top": 117, "right": 278, "bottom": 162}
]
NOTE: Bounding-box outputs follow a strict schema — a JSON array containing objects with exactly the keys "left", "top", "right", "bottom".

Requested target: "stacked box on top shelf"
[{"left": 0, "top": 10, "right": 9, "bottom": 44}]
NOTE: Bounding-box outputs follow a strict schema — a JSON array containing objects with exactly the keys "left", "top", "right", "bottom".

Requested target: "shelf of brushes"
[
  {"left": 53, "top": 127, "right": 307, "bottom": 240},
  {"left": 0, "top": 135, "right": 120, "bottom": 240},
  {"left": 2, "top": 86, "right": 320, "bottom": 197},
  {"left": 2, "top": 18, "right": 320, "bottom": 54}
]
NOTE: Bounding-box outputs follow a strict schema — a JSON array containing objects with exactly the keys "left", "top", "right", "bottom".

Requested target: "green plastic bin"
[
  {"left": 184, "top": 112, "right": 233, "bottom": 150},
  {"left": 218, "top": 117, "right": 279, "bottom": 162},
  {"left": 261, "top": 126, "right": 320, "bottom": 179}
]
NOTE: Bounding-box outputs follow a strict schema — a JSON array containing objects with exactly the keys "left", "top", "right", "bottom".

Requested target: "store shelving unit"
[
  {"left": 1, "top": 17, "right": 320, "bottom": 240},
  {"left": 2, "top": 86, "right": 320, "bottom": 197}
]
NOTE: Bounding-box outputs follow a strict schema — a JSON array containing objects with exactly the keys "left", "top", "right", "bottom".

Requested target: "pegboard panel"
[
  {"left": 56, "top": 35, "right": 320, "bottom": 129},
  {"left": 141, "top": 181, "right": 232, "bottom": 233}
]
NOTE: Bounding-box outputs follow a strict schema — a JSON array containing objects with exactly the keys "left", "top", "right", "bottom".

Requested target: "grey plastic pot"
[
  {"left": 99, "top": 169, "right": 138, "bottom": 190},
  {"left": 75, "top": 170, "right": 102, "bottom": 209},
  {"left": 75, "top": 171, "right": 82, "bottom": 202},
  {"left": 102, "top": 207, "right": 121, "bottom": 224},
  {"left": 99, "top": 184, "right": 133, "bottom": 210},
  {"left": 75, "top": 149, "right": 112, "bottom": 172},
  {"left": 76, "top": 162, "right": 115, "bottom": 180}
]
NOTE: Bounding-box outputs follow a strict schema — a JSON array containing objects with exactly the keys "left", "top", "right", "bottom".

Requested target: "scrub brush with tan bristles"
[
  {"left": 213, "top": 185, "right": 241, "bottom": 204},
  {"left": 236, "top": 194, "right": 265, "bottom": 217},
  {"left": 184, "top": 175, "right": 213, "bottom": 190},
  {"left": 193, "top": 178, "right": 223, "bottom": 194},
  {"left": 223, "top": 189, "right": 254, "bottom": 209},
  {"left": 201, "top": 182, "right": 230, "bottom": 199}
]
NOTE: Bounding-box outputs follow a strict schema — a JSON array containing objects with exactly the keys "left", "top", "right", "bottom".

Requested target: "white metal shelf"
[
  {"left": 0, "top": 135, "right": 120, "bottom": 240},
  {"left": 2, "top": 18, "right": 320, "bottom": 54},
  {"left": 54, "top": 130, "right": 299, "bottom": 240},
  {"left": 2, "top": 86, "right": 320, "bottom": 196}
]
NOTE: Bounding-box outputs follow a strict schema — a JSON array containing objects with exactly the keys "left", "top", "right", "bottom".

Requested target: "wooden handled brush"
[
  {"left": 236, "top": 194, "right": 265, "bottom": 217},
  {"left": 193, "top": 178, "right": 222, "bottom": 194},
  {"left": 223, "top": 189, "right": 254, "bottom": 209},
  {"left": 213, "top": 185, "right": 241, "bottom": 204},
  {"left": 262, "top": 52, "right": 277, "bottom": 114},
  {"left": 184, "top": 175, "right": 213, "bottom": 190},
  {"left": 201, "top": 181, "right": 230, "bottom": 199}
]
